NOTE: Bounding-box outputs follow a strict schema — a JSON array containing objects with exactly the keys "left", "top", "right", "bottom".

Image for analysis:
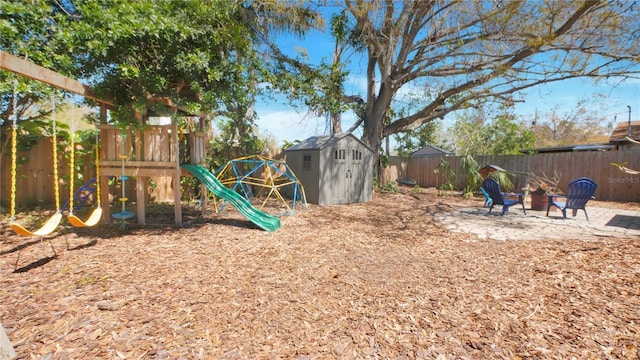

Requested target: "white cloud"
[{"left": 255, "top": 109, "right": 328, "bottom": 145}]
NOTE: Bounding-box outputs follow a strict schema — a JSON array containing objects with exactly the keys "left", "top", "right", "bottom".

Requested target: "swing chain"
[
  {"left": 95, "top": 133, "right": 101, "bottom": 203},
  {"left": 69, "top": 106, "right": 75, "bottom": 214},
  {"left": 51, "top": 92, "right": 60, "bottom": 212},
  {"left": 9, "top": 78, "right": 18, "bottom": 222}
]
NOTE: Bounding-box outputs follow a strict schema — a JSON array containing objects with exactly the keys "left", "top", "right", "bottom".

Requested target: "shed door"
[
  {"left": 331, "top": 145, "right": 365, "bottom": 204},
  {"left": 349, "top": 148, "right": 365, "bottom": 202},
  {"left": 331, "top": 147, "right": 348, "bottom": 204}
]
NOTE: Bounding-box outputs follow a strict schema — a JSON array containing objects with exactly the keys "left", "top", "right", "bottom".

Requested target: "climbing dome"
[{"left": 214, "top": 155, "right": 307, "bottom": 215}]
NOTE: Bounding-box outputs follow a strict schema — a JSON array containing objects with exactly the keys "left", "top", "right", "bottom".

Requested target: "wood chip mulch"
[{"left": 1, "top": 189, "right": 639, "bottom": 359}]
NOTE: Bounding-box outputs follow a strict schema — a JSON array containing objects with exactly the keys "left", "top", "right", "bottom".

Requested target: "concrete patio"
[{"left": 435, "top": 205, "right": 640, "bottom": 241}]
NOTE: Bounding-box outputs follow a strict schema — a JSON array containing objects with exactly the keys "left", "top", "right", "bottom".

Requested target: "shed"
[
  {"left": 285, "top": 133, "right": 374, "bottom": 205},
  {"left": 410, "top": 145, "right": 454, "bottom": 158}
]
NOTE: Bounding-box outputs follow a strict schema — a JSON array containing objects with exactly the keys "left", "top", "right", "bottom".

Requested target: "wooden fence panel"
[
  {"left": 1, "top": 137, "right": 97, "bottom": 209},
  {"left": 605, "top": 150, "right": 640, "bottom": 201},
  {"left": 383, "top": 157, "right": 406, "bottom": 184},
  {"left": 382, "top": 149, "right": 640, "bottom": 202}
]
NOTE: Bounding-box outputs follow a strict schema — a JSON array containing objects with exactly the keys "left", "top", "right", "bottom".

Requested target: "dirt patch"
[{"left": 1, "top": 189, "right": 639, "bottom": 359}]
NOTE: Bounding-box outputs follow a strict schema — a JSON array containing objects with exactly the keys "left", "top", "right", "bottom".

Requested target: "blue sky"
[{"left": 254, "top": 12, "right": 640, "bottom": 147}]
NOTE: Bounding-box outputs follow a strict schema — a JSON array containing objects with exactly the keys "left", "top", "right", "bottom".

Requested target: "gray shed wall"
[{"left": 286, "top": 148, "right": 321, "bottom": 204}]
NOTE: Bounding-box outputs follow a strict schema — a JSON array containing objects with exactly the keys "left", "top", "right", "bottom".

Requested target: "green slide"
[{"left": 182, "top": 164, "right": 281, "bottom": 232}]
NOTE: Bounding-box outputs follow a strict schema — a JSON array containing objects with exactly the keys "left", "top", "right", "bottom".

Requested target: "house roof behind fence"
[
  {"left": 520, "top": 143, "right": 616, "bottom": 154},
  {"left": 519, "top": 121, "right": 640, "bottom": 154},
  {"left": 609, "top": 121, "right": 640, "bottom": 143}
]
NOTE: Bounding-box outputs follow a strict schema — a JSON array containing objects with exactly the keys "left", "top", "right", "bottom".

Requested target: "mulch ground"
[{"left": 1, "top": 188, "right": 639, "bottom": 359}]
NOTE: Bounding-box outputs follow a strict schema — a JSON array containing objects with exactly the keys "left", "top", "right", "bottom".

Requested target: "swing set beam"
[{"left": 0, "top": 50, "right": 112, "bottom": 106}]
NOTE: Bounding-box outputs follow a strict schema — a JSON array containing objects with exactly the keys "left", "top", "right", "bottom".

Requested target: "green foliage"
[
  {"left": 488, "top": 171, "right": 514, "bottom": 192},
  {"left": 281, "top": 140, "right": 300, "bottom": 150},
  {"left": 462, "top": 191, "right": 475, "bottom": 200},
  {"left": 437, "top": 182, "right": 455, "bottom": 197},
  {"left": 460, "top": 155, "right": 483, "bottom": 197},
  {"left": 62, "top": 1, "right": 261, "bottom": 112},
  {"left": 2, "top": 0, "right": 324, "bottom": 140},
  {"left": 379, "top": 152, "right": 390, "bottom": 168},
  {"left": 449, "top": 107, "right": 535, "bottom": 156},
  {"left": 330, "top": 10, "right": 364, "bottom": 51},
  {"left": 0, "top": 78, "right": 63, "bottom": 153},
  {"left": 207, "top": 118, "right": 264, "bottom": 172},
  {"left": 373, "top": 178, "right": 399, "bottom": 193},
  {"left": 0, "top": 0, "right": 72, "bottom": 71},
  {"left": 434, "top": 158, "right": 456, "bottom": 196},
  {"left": 180, "top": 172, "right": 202, "bottom": 203},
  {"left": 393, "top": 121, "right": 441, "bottom": 157},
  {"left": 66, "top": 129, "right": 99, "bottom": 186}
]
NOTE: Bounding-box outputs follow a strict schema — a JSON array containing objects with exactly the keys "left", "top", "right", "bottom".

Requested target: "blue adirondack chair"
[
  {"left": 481, "top": 178, "right": 527, "bottom": 216},
  {"left": 546, "top": 177, "right": 597, "bottom": 221}
]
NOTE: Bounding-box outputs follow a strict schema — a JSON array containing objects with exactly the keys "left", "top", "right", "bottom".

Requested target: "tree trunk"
[
  {"left": 363, "top": 80, "right": 395, "bottom": 179},
  {"left": 331, "top": 112, "right": 341, "bottom": 135}
]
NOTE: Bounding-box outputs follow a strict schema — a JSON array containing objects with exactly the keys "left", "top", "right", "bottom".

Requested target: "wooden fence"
[
  {"left": 0, "top": 137, "right": 90, "bottom": 208},
  {"left": 382, "top": 149, "right": 640, "bottom": 202},
  {"left": 5, "top": 139, "right": 640, "bottom": 206},
  {"left": 0, "top": 136, "right": 181, "bottom": 209}
]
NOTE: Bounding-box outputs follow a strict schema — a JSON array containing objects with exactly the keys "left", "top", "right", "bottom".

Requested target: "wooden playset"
[
  {"left": 1, "top": 50, "right": 207, "bottom": 228},
  {"left": 96, "top": 101, "right": 207, "bottom": 225}
]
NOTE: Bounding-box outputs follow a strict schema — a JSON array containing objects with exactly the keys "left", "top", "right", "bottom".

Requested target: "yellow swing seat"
[
  {"left": 10, "top": 212, "right": 63, "bottom": 237},
  {"left": 66, "top": 117, "right": 103, "bottom": 228},
  {"left": 8, "top": 85, "right": 63, "bottom": 237},
  {"left": 67, "top": 207, "right": 103, "bottom": 227}
]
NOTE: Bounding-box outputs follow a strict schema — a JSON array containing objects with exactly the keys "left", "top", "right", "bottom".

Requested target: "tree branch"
[{"left": 386, "top": 0, "right": 607, "bottom": 135}]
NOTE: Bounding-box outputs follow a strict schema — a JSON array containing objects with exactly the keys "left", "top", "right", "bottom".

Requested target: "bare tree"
[
  {"left": 531, "top": 102, "right": 610, "bottom": 147},
  {"left": 344, "top": 0, "right": 640, "bottom": 170}
]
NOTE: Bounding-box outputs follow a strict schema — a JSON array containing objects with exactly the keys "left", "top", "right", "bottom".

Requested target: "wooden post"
[
  {"left": 173, "top": 124, "right": 183, "bottom": 225},
  {"left": 201, "top": 183, "right": 208, "bottom": 217},
  {"left": 136, "top": 177, "right": 147, "bottom": 225},
  {"left": 100, "top": 175, "right": 111, "bottom": 224},
  {"left": 98, "top": 106, "right": 110, "bottom": 224}
]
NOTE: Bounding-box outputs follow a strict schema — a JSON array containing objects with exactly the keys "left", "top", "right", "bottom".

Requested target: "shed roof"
[
  {"left": 481, "top": 164, "right": 506, "bottom": 171},
  {"left": 286, "top": 133, "right": 373, "bottom": 152},
  {"left": 410, "top": 145, "right": 454, "bottom": 158}
]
